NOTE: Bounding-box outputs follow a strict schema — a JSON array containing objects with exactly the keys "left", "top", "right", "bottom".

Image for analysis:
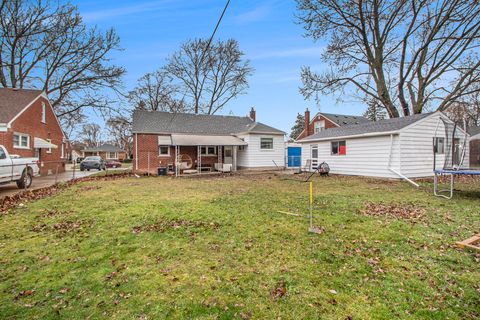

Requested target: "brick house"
[
  {"left": 468, "top": 126, "right": 480, "bottom": 168},
  {"left": 0, "top": 88, "right": 67, "bottom": 176},
  {"left": 296, "top": 108, "right": 371, "bottom": 140},
  {"left": 82, "top": 144, "right": 127, "bottom": 161},
  {"left": 133, "top": 108, "right": 285, "bottom": 175}
]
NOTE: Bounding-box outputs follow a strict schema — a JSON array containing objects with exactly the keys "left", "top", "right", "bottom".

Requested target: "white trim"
[
  {"left": 158, "top": 145, "right": 170, "bottom": 156},
  {"left": 13, "top": 132, "right": 30, "bottom": 149},
  {"left": 46, "top": 138, "right": 52, "bottom": 153},
  {"left": 41, "top": 102, "right": 46, "bottom": 123},
  {"left": 299, "top": 130, "right": 400, "bottom": 143},
  {"left": 7, "top": 92, "right": 66, "bottom": 140},
  {"left": 260, "top": 137, "right": 274, "bottom": 150}
]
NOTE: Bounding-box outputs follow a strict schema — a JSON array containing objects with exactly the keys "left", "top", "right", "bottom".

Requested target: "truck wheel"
[{"left": 16, "top": 170, "right": 32, "bottom": 189}]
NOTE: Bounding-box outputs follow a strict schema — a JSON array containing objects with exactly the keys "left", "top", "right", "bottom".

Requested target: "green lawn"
[{"left": 0, "top": 174, "right": 479, "bottom": 319}]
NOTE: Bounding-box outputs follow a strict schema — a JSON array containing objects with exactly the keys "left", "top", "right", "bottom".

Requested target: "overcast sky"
[{"left": 76, "top": 0, "right": 366, "bottom": 134}]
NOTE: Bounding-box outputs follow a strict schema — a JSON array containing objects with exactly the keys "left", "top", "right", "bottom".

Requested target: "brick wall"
[
  {"left": 1, "top": 96, "right": 66, "bottom": 176},
  {"left": 297, "top": 114, "right": 338, "bottom": 140},
  {"left": 83, "top": 151, "right": 127, "bottom": 161},
  {"left": 134, "top": 133, "right": 223, "bottom": 175}
]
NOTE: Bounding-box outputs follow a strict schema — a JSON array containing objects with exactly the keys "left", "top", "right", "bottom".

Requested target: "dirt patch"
[
  {"left": 0, "top": 172, "right": 133, "bottom": 214},
  {"left": 359, "top": 202, "right": 426, "bottom": 220},
  {"left": 132, "top": 219, "right": 220, "bottom": 234}
]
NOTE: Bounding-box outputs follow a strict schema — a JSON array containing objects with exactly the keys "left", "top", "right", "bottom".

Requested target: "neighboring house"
[
  {"left": 0, "top": 88, "right": 67, "bottom": 176},
  {"left": 298, "top": 112, "right": 469, "bottom": 179},
  {"left": 468, "top": 126, "right": 480, "bottom": 168},
  {"left": 82, "top": 144, "right": 127, "bottom": 161},
  {"left": 132, "top": 108, "right": 285, "bottom": 175},
  {"left": 296, "top": 108, "right": 370, "bottom": 140}
]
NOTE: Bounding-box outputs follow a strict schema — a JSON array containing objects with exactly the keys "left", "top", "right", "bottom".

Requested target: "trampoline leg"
[{"left": 434, "top": 173, "right": 454, "bottom": 199}]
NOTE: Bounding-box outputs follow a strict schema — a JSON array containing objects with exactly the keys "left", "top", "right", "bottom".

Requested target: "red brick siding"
[
  {"left": 296, "top": 114, "right": 338, "bottom": 140},
  {"left": 134, "top": 133, "right": 223, "bottom": 175},
  {"left": 2, "top": 96, "right": 66, "bottom": 176},
  {"left": 470, "top": 140, "right": 480, "bottom": 168}
]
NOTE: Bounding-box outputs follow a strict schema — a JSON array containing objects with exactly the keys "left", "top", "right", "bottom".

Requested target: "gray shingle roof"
[
  {"left": 132, "top": 110, "right": 285, "bottom": 135},
  {"left": 0, "top": 88, "right": 43, "bottom": 123},
  {"left": 299, "top": 113, "right": 433, "bottom": 142},
  {"left": 82, "top": 144, "right": 125, "bottom": 153},
  {"left": 467, "top": 126, "right": 480, "bottom": 137},
  {"left": 319, "top": 112, "right": 371, "bottom": 126}
]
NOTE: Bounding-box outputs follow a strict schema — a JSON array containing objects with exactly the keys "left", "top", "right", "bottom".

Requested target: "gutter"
[
  {"left": 388, "top": 134, "right": 419, "bottom": 187},
  {"left": 135, "top": 133, "right": 138, "bottom": 173},
  {"left": 298, "top": 130, "right": 400, "bottom": 143}
]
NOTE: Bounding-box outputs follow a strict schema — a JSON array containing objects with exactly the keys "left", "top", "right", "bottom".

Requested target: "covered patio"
[{"left": 163, "top": 134, "right": 247, "bottom": 177}]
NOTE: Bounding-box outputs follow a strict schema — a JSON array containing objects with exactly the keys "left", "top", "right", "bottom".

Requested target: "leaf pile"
[
  {"left": 32, "top": 219, "right": 91, "bottom": 236},
  {"left": 360, "top": 202, "right": 426, "bottom": 220},
  {"left": 132, "top": 219, "right": 220, "bottom": 234},
  {"left": 0, "top": 172, "right": 133, "bottom": 214},
  {"left": 270, "top": 281, "right": 287, "bottom": 299}
]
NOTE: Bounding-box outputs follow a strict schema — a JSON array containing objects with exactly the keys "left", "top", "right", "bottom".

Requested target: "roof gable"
[
  {"left": 299, "top": 113, "right": 433, "bottom": 142},
  {"left": 0, "top": 88, "right": 43, "bottom": 123},
  {"left": 132, "top": 110, "right": 284, "bottom": 135}
]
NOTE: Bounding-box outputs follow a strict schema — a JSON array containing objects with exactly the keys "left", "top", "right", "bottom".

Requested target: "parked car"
[
  {"left": 106, "top": 160, "right": 122, "bottom": 168},
  {"left": 80, "top": 156, "right": 105, "bottom": 171},
  {"left": 0, "top": 145, "right": 40, "bottom": 189}
]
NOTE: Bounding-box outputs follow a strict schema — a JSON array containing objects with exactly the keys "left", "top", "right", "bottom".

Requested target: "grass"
[{"left": 0, "top": 174, "right": 479, "bottom": 319}]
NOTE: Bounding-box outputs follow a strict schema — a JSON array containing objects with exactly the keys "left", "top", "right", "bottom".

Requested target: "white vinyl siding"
[
  {"left": 400, "top": 113, "right": 469, "bottom": 177},
  {"left": 236, "top": 134, "right": 285, "bottom": 168},
  {"left": 301, "top": 135, "right": 400, "bottom": 178}
]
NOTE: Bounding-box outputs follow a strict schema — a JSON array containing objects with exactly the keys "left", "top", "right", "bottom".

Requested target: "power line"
[{"left": 204, "top": 0, "right": 231, "bottom": 52}]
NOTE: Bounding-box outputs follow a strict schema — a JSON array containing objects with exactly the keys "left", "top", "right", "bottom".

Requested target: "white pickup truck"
[{"left": 0, "top": 145, "right": 40, "bottom": 189}]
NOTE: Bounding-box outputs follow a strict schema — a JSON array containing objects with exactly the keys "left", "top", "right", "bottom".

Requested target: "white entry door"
[{"left": 224, "top": 146, "right": 233, "bottom": 164}]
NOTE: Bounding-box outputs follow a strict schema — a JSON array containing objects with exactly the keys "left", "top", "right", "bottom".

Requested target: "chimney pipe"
[
  {"left": 249, "top": 107, "right": 256, "bottom": 122},
  {"left": 304, "top": 108, "right": 310, "bottom": 136}
]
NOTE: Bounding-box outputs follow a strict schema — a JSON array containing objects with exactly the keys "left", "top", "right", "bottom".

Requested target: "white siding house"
[
  {"left": 298, "top": 112, "right": 468, "bottom": 179},
  {"left": 237, "top": 133, "right": 285, "bottom": 169}
]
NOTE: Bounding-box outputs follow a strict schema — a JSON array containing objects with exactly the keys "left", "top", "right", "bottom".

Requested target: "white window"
[
  {"left": 331, "top": 140, "right": 346, "bottom": 156},
  {"left": 260, "top": 138, "right": 273, "bottom": 150},
  {"left": 107, "top": 151, "right": 116, "bottom": 159},
  {"left": 434, "top": 137, "right": 445, "bottom": 154},
  {"left": 311, "top": 145, "right": 318, "bottom": 169},
  {"left": 159, "top": 145, "right": 170, "bottom": 156},
  {"left": 200, "top": 146, "right": 217, "bottom": 156},
  {"left": 46, "top": 139, "right": 52, "bottom": 153},
  {"left": 61, "top": 143, "right": 65, "bottom": 158},
  {"left": 314, "top": 120, "right": 325, "bottom": 133},
  {"left": 13, "top": 133, "right": 30, "bottom": 149},
  {"left": 41, "top": 102, "right": 46, "bottom": 123}
]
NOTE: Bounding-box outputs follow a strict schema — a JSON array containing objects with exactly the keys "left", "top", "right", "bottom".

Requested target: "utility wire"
[{"left": 204, "top": 0, "right": 231, "bottom": 52}]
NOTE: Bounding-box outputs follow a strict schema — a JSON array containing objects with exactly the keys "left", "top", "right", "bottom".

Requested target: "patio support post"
[
  {"left": 198, "top": 145, "right": 201, "bottom": 174},
  {"left": 233, "top": 146, "right": 237, "bottom": 171}
]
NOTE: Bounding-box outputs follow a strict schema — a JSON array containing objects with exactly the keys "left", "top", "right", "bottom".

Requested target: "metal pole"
[
  {"left": 72, "top": 158, "right": 76, "bottom": 180},
  {"left": 309, "top": 181, "right": 313, "bottom": 228},
  {"left": 55, "top": 164, "right": 59, "bottom": 184}
]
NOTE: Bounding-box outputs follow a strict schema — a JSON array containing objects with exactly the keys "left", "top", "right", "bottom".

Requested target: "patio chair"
[{"left": 214, "top": 163, "right": 232, "bottom": 173}]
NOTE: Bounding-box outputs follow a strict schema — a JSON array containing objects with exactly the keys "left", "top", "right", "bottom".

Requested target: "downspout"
[{"left": 388, "top": 134, "right": 419, "bottom": 187}]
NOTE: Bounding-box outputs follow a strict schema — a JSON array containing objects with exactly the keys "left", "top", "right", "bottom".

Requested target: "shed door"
[{"left": 287, "top": 147, "right": 301, "bottom": 167}]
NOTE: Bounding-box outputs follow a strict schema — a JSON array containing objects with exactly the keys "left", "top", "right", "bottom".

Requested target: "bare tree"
[
  {"left": 79, "top": 123, "right": 103, "bottom": 147},
  {"left": 296, "top": 0, "right": 480, "bottom": 118},
  {"left": 0, "top": 0, "right": 125, "bottom": 121},
  {"left": 106, "top": 115, "right": 133, "bottom": 158},
  {"left": 165, "top": 38, "right": 253, "bottom": 114},
  {"left": 128, "top": 70, "right": 186, "bottom": 112}
]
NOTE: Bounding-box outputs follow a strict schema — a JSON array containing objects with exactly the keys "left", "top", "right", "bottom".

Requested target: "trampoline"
[{"left": 433, "top": 118, "right": 480, "bottom": 199}]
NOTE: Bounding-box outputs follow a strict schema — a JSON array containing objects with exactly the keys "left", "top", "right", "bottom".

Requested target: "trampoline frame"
[{"left": 433, "top": 170, "right": 480, "bottom": 199}]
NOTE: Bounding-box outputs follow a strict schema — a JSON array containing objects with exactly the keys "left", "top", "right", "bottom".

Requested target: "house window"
[
  {"left": 260, "top": 138, "right": 273, "bottom": 150},
  {"left": 61, "top": 143, "right": 65, "bottom": 158},
  {"left": 331, "top": 140, "right": 346, "bottom": 155},
  {"left": 46, "top": 139, "right": 52, "bottom": 153},
  {"left": 434, "top": 137, "right": 444, "bottom": 154},
  {"left": 200, "top": 146, "right": 217, "bottom": 156},
  {"left": 41, "top": 102, "right": 46, "bottom": 123},
  {"left": 314, "top": 120, "right": 325, "bottom": 133},
  {"left": 238, "top": 145, "right": 245, "bottom": 151},
  {"left": 311, "top": 146, "right": 318, "bottom": 159},
  {"left": 13, "top": 133, "right": 30, "bottom": 149},
  {"left": 159, "top": 145, "right": 170, "bottom": 156},
  {"left": 107, "top": 152, "right": 116, "bottom": 159}
]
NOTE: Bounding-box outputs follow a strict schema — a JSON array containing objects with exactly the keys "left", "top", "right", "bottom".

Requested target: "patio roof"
[{"left": 171, "top": 134, "right": 247, "bottom": 146}]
